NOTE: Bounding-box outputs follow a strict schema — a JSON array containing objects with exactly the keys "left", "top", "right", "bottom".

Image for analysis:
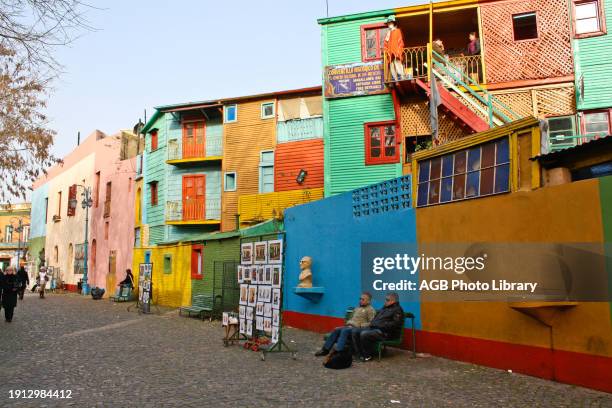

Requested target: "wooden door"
[
  {"left": 182, "top": 175, "right": 206, "bottom": 221},
  {"left": 182, "top": 121, "right": 206, "bottom": 158},
  {"left": 106, "top": 250, "right": 117, "bottom": 296}
]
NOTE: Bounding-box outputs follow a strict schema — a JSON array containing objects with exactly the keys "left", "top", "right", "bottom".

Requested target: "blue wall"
[
  {"left": 30, "top": 183, "right": 49, "bottom": 238},
  {"left": 283, "top": 190, "right": 420, "bottom": 329}
]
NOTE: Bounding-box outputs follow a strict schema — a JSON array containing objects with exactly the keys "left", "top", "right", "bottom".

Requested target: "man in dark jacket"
[
  {"left": 1, "top": 267, "right": 19, "bottom": 322},
  {"left": 16, "top": 266, "right": 29, "bottom": 300},
  {"left": 351, "top": 292, "right": 404, "bottom": 361}
]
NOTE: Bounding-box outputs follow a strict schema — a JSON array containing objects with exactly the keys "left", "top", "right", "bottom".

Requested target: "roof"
[
  {"left": 157, "top": 219, "right": 283, "bottom": 246},
  {"left": 532, "top": 135, "right": 612, "bottom": 166},
  {"left": 141, "top": 86, "right": 321, "bottom": 134}
]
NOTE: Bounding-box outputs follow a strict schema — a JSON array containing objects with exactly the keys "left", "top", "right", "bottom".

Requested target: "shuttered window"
[
  {"left": 365, "top": 122, "right": 399, "bottom": 165},
  {"left": 67, "top": 184, "right": 77, "bottom": 216},
  {"left": 150, "top": 130, "right": 158, "bottom": 151},
  {"left": 361, "top": 23, "right": 388, "bottom": 61},
  {"left": 259, "top": 151, "right": 275, "bottom": 193}
]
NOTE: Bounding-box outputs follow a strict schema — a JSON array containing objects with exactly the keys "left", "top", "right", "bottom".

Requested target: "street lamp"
[
  {"left": 69, "top": 185, "right": 93, "bottom": 295},
  {"left": 9, "top": 217, "right": 28, "bottom": 267}
]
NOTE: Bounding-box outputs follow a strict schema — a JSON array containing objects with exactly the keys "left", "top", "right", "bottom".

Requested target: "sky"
[{"left": 47, "top": 0, "right": 426, "bottom": 157}]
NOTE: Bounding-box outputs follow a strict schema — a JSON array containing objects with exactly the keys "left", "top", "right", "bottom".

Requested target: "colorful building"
[
  {"left": 0, "top": 203, "right": 31, "bottom": 271},
  {"left": 30, "top": 130, "right": 137, "bottom": 291},
  {"left": 319, "top": 0, "right": 578, "bottom": 196}
]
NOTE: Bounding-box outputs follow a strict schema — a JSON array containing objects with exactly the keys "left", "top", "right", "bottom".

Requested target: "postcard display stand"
[
  {"left": 238, "top": 237, "right": 296, "bottom": 361},
  {"left": 128, "top": 263, "right": 160, "bottom": 315}
]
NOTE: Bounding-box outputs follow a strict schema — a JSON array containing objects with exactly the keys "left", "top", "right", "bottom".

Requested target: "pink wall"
[{"left": 89, "top": 133, "right": 136, "bottom": 292}]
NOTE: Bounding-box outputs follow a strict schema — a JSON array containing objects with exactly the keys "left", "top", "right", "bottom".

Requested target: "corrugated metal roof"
[
  {"left": 158, "top": 219, "right": 283, "bottom": 246},
  {"left": 532, "top": 135, "right": 611, "bottom": 162}
]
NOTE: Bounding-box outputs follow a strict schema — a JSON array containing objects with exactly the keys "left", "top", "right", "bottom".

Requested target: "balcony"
[
  {"left": 237, "top": 188, "right": 324, "bottom": 228},
  {"left": 277, "top": 117, "right": 324, "bottom": 143},
  {"left": 166, "top": 138, "right": 222, "bottom": 165},
  {"left": 165, "top": 199, "right": 221, "bottom": 225}
]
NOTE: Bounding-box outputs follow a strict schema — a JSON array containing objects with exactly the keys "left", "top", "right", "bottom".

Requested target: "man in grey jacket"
[{"left": 315, "top": 292, "right": 376, "bottom": 356}]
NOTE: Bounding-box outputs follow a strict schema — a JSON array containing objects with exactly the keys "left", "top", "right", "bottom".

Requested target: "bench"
[
  {"left": 179, "top": 294, "right": 214, "bottom": 321},
  {"left": 375, "top": 312, "right": 415, "bottom": 361},
  {"left": 109, "top": 285, "right": 133, "bottom": 302}
]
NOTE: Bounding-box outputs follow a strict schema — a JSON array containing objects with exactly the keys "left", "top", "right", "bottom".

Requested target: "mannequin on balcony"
[{"left": 384, "top": 16, "right": 405, "bottom": 81}]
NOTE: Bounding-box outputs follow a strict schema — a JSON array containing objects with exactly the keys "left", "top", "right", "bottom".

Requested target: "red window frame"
[
  {"left": 364, "top": 121, "right": 400, "bottom": 165},
  {"left": 572, "top": 0, "right": 607, "bottom": 38},
  {"left": 580, "top": 109, "right": 612, "bottom": 137},
  {"left": 191, "top": 244, "right": 204, "bottom": 279},
  {"left": 150, "top": 182, "right": 158, "bottom": 206},
  {"left": 360, "top": 23, "right": 388, "bottom": 61},
  {"left": 67, "top": 184, "right": 77, "bottom": 216},
  {"left": 150, "top": 130, "right": 158, "bottom": 151}
]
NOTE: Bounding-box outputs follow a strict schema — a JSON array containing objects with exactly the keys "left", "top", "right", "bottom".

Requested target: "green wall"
[
  {"left": 145, "top": 113, "right": 169, "bottom": 244},
  {"left": 28, "top": 236, "right": 45, "bottom": 271},
  {"left": 599, "top": 175, "right": 612, "bottom": 319},
  {"left": 321, "top": 14, "right": 402, "bottom": 196},
  {"left": 574, "top": 1, "right": 612, "bottom": 110}
]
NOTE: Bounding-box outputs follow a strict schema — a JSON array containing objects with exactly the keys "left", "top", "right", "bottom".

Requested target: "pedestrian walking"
[
  {"left": 1, "top": 266, "right": 20, "bottom": 322},
  {"left": 16, "top": 265, "right": 29, "bottom": 300},
  {"left": 37, "top": 266, "right": 49, "bottom": 299}
]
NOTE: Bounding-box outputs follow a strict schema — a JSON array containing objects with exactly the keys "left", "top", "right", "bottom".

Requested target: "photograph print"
[
  {"left": 272, "top": 265, "right": 282, "bottom": 288},
  {"left": 241, "top": 242, "right": 253, "bottom": 265},
  {"left": 268, "top": 239, "right": 283, "bottom": 264},
  {"left": 254, "top": 241, "right": 268, "bottom": 264},
  {"left": 239, "top": 284, "right": 248, "bottom": 305},
  {"left": 247, "top": 285, "right": 257, "bottom": 307},
  {"left": 272, "top": 288, "right": 281, "bottom": 309}
]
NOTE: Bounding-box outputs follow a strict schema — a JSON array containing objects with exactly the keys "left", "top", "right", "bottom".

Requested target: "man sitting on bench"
[
  {"left": 315, "top": 292, "right": 375, "bottom": 357},
  {"left": 352, "top": 292, "right": 404, "bottom": 362}
]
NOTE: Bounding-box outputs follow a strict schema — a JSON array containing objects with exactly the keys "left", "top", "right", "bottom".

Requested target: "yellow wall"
[
  {"left": 132, "top": 244, "right": 192, "bottom": 308},
  {"left": 237, "top": 188, "right": 324, "bottom": 228},
  {"left": 222, "top": 99, "right": 277, "bottom": 231}
]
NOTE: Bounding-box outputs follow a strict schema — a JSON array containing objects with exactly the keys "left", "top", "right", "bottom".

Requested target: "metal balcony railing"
[
  {"left": 165, "top": 198, "right": 221, "bottom": 222},
  {"left": 167, "top": 138, "right": 223, "bottom": 161},
  {"left": 383, "top": 46, "right": 428, "bottom": 83}
]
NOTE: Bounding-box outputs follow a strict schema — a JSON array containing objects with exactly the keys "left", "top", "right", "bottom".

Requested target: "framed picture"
[
  {"left": 268, "top": 239, "right": 283, "bottom": 264},
  {"left": 256, "top": 316, "right": 264, "bottom": 331},
  {"left": 239, "top": 305, "right": 245, "bottom": 319},
  {"left": 247, "top": 285, "right": 257, "bottom": 307},
  {"left": 264, "top": 265, "right": 272, "bottom": 284},
  {"left": 246, "top": 319, "right": 253, "bottom": 337},
  {"left": 257, "top": 265, "right": 265, "bottom": 283},
  {"left": 272, "top": 288, "right": 281, "bottom": 309},
  {"left": 272, "top": 308, "right": 280, "bottom": 326},
  {"left": 246, "top": 306, "right": 254, "bottom": 321},
  {"left": 271, "top": 325, "right": 279, "bottom": 343},
  {"left": 272, "top": 265, "right": 282, "bottom": 288},
  {"left": 222, "top": 312, "right": 229, "bottom": 326},
  {"left": 264, "top": 302, "right": 272, "bottom": 318},
  {"left": 239, "top": 318, "right": 246, "bottom": 334},
  {"left": 241, "top": 243, "right": 253, "bottom": 265},
  {"left": 254, "top": 241, "right": 268, "bottom": 264},
  {"left": 250, "top": 266, "right": 258, "bottom": 284},
  {"left": 237, "top": 265, "right": 243, "bottom": 283},
  {"left": 256, "top": 301, "right": 264, "bottom": 316},
  {"left": 263, "top": 317, "right": 272, "bottom": 334},
  {"left": 260, "top": 285, "right": 271, "bottom": 303},
  {"left": 239, "top": 284, "right": 248, "bottom": 305}
]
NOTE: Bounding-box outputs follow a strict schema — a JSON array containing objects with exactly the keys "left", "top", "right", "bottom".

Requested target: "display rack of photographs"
[{"left": 238, "top": 237, "right": 295, "bottom": 360}]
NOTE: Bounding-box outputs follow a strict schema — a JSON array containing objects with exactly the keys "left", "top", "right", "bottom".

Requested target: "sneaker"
[
  {"left": 315, "top": 348, "right": 329, "bottom": 357},
  {"left": 362, "top": 355, "right": 373, "bottom": 362}
]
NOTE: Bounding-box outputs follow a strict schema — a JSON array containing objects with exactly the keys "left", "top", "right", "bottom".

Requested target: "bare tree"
[{"left": 0, "top": 1, "right": 93, "bottom": 201}]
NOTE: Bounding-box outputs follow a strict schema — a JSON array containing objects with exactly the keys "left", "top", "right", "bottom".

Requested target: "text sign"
[
  {"left": 324, "top": 61, "right": 387, "bottom": 99},
  {"left": 139, "top": 263, "right": 153, "bottom": 313}
]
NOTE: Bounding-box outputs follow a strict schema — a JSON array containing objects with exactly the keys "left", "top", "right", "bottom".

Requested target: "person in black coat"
[
  {"left": 16, "top": 266, "right": 29, "bottom": 300},
  {"left": 1, "top": 267, "right": 19, "bottom": 322},
  {"left": 351, "top": 292, "right": 405, "bottom": 361}
]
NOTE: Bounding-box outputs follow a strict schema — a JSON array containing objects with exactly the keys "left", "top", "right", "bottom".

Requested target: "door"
[
  {"left": 182, "top": 175, "right": 206, "bottom": 221},
  {"left": 106, "top": 250, "right": 117, "bottom": 296},
  {"left": 182, "top": 121, "right": 206, "bottom": 158}
]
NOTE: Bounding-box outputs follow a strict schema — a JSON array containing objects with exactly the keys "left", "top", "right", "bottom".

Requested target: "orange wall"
[
  {"left": 274, "top": 139, "right": 324, "bottom": 192},
  {"left": 222, "top": 99, "right": 276, "bottom": 231},
  {"left": 416, "top": 179, "right": 612, "bottom": 359}
]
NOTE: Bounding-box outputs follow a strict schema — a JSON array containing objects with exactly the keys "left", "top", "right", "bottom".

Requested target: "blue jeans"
[{"left": 324, "top": 326, "right": 353, "bottom": 352}]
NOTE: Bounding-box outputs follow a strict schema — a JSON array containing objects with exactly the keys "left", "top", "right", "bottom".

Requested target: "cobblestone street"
[{"left": 0, "top": 293, "right": 610, "bottom": 407}]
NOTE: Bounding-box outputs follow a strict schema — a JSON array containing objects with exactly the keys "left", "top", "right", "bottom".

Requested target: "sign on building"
[{"left": 324, "top": 61, "right": 388, "bottom": 99}]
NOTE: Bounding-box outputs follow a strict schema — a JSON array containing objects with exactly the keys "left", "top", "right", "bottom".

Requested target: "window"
[
  {"left": 94, "top": 171, "right": 100, "bottom": 207},
  {"left": 57, "top": 191, "right": 62, "bottom": 216},
  {"left": 45, "top": 197, "right": 48, "bottom": 223},
  {"left": 67, "top": 184, "right": 77, "bottom": 216},
  {"left": 224, "top": 172, "right": 237, "bottom": 192},
  {"left": 261, "top": 102, "right": 275, "bottom": 119},
  {"left": 191, "top": 245, "right": 203, "bottom": 279},
  {"left": 22, "top": 226, "right": 29, "bottom": 242},
  {"left": 259, "top": 150, "right": 275, "bottom": 193},
  {"left": 361, "top": 23, "right": 388, "bottom": 61},
  {"left": 134, "top": 227, "right": 141, "bottom": 247},
  {"left": 512, "top": 12, "right": 538, "bottom": 41},
  {"left": 149, "top": 181, "right": 158, "bottom": 206},
  {"left": 224, "top": 104, "right": 237, "bottom": 123},
  {"left": 5, "top": 225, "right": 12, "bottom": 243},
  {"left": 104, "top": 221, "right": 109, "bottom": 240},
  {"left": 104, "top": 181, "right": 112, "bottom": 217},
  {"left": 163, "top": 254, "right": 172, "bottom": 274},
  {"left": 54, "top": 245, "right": 58, "bottom": 262},
  {"left": 365, "top": 122, "right": 399, "bottom": 165},
  {"left": 91, "top": 239, "right": 97, "bottom": 268},
  {"left": 150, "top": 130, "right": 158, "bottom": 151},
  {"left": 417, "top": 138, "right": 510, "bottom": 207},
  {"left": 574, "top": 0, "right": 606, "bottom": 36},
  {"left": 583, "top": 111, "right": 610, "bottom": 138},
  {"left": 547, "top": 116, "right": 577, "bottom": 148}
]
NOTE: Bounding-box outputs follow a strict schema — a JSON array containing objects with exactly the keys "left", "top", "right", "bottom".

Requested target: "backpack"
[{"left": 323, "top": 347, "right": 353, "bottom": 370}]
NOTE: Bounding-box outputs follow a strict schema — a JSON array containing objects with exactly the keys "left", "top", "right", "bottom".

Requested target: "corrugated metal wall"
[
  {"left": 191, "top": 237, "right": 240, "bottom": 298},
  {"left": 222, "top": 99, "right": 277, "bottom": 231},
  {"left": 144, "top": 113, "right": 169, "bottom": 243},
  {"left": 274, "top": 139, "right": 324, "bottom": 191},
  {"left": 277, "top": 117, "right": 323, "bottom": 143},
  {"left": 237, "top": 188, "right": 324, "bottom": 227}
]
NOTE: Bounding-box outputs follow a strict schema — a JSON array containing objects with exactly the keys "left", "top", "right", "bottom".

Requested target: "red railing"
[
  {"left": 182, "top": 198, "right": 205, "bottom": 221},
  {"left": 182, "top": 143, "right": 205, "bottom": 159}
]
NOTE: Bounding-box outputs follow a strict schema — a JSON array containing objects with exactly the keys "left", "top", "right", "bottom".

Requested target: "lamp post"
[
  {"left": 9, "top": 217, "right": 28, "bottom": 267},
  {"left": 69, "top": 185, "right": 93, "bottom": 295}
]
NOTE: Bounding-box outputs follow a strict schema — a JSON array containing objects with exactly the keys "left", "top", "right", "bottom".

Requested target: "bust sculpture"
[{"left": 298, "top": 256, "right": 313, "bottom": 288}]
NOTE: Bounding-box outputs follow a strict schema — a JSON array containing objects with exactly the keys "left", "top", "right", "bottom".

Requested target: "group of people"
[
  {"left": 315, "top": 292, "right": 405, "bottom": 364},
  {"left": 0, "top": 265, "right": 30, "bottom": 322}
]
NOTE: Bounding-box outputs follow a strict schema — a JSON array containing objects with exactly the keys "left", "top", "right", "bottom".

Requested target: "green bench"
[
  {"left": 375, "top": 312, "right": 416, "bottom": 361},
  {"left": 109, "top": 285, "right": 133, "bottom": 302},
  {"left": 179, "top": 294, "right": 214, "bottom": 321}
]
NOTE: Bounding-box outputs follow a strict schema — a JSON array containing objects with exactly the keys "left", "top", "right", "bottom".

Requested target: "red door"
[
  {"left": 182, "top": 175, "right": 206, "bottom": 221},
  {"left": 182, "top": 121, "right": 206, "bottom": 158}
]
